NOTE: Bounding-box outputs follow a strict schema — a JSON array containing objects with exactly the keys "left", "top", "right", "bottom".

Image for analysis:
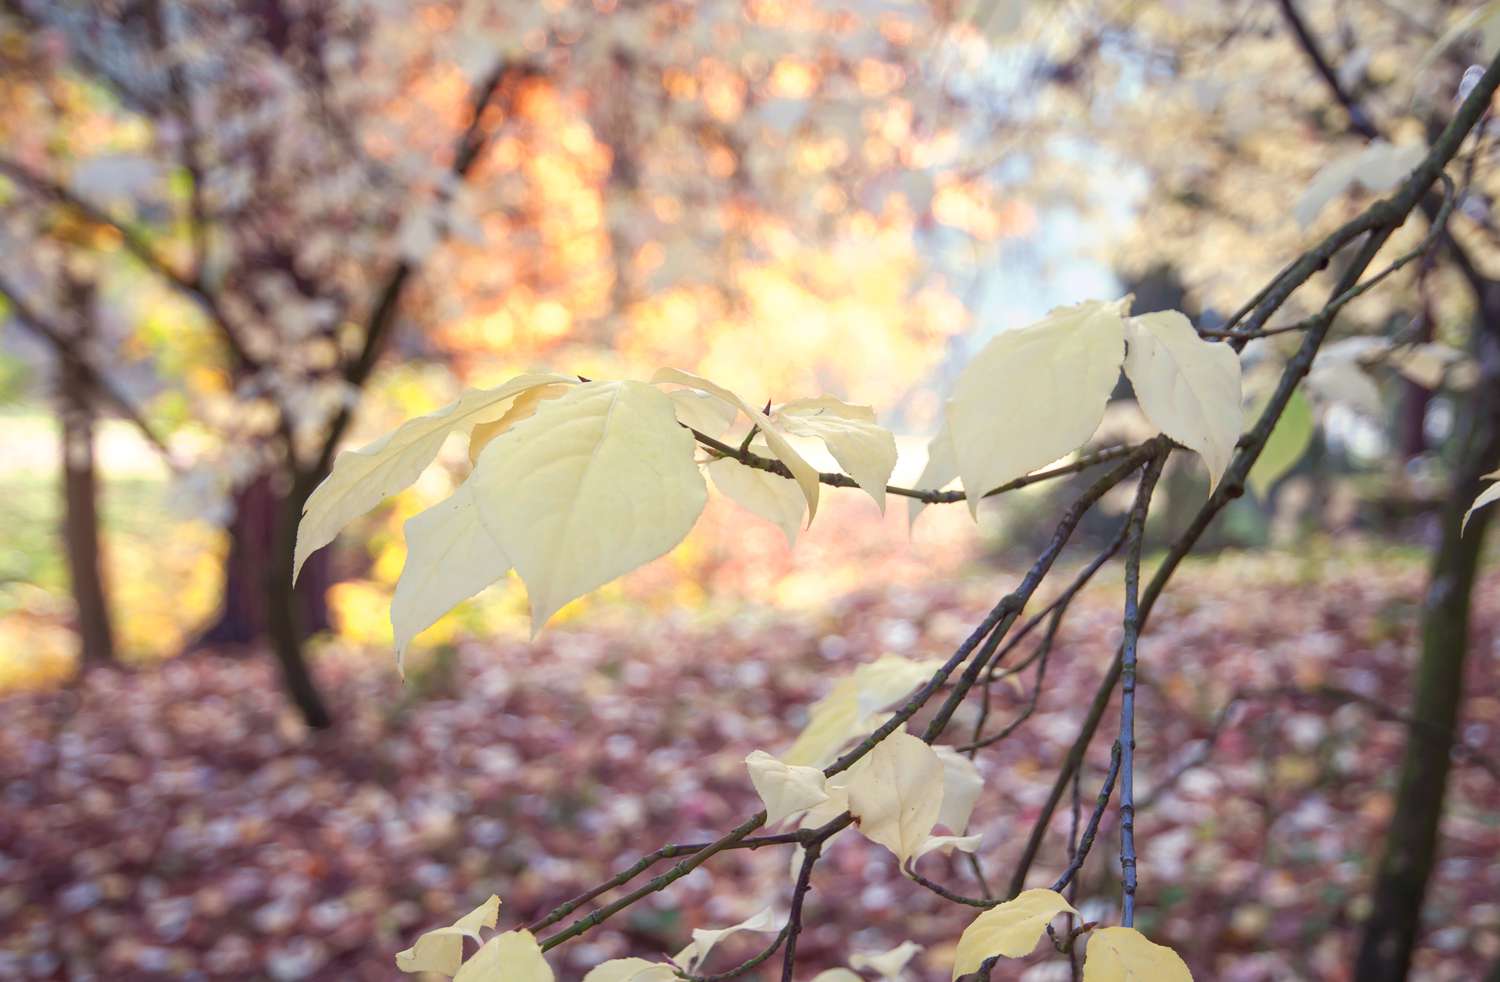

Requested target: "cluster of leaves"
[
  {"left": 299, "top": 297, "right": 1245, "bottom": 661},
  {"left": 4, "top": 555, "right": 1498, "bottom": 979}
]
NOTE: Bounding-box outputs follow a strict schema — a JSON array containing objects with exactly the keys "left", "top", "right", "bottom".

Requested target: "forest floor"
[{"left": 1, "top": 546, "right": 1498, "bottom": 981}]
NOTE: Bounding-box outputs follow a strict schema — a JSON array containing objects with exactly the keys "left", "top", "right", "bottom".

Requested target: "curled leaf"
[
  {"left": 850, "top": 940, "right": 923, "bottom": 980},
  {"left": 672, "top": 906, "right": 780, "bottom": 973},
  {"left": 745, "top": 749, "right": 830, "bottom": 825},
  {"left": 295, "top": 373, "right": 575, "bottom": 581},
  {"left": 653, "top": 367, "right": 821, "bottom": 519},
  {"left": 395, "top": 894, "right": 501, "bottom": 976},
  {"left": 951, "top": 889, "right": 1076, "bottom": 979},
  {"left": 1463, "top": 471, "right": 1500, "bottom": 535},
  {"left": 775, "top": 397, "right": 897, "bottom": 512}
]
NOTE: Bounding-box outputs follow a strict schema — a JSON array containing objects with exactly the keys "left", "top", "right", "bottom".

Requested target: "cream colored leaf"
[
  {"left": 1082, "top": 926, "right": 1192, "bottom": 982},
  {"left": 850, "top": 940, "right": 922, "bottom": 980},
  {"left": 652, "top": 368, "right": 820, "bottom": 518},
  {"left": 1463, "top": 472, "right": 1500, "bottom": 535},
  {"left": 470, "top": 380, "right": 707, "bottom": 633},
  {"left": 853, "top": 656, "right": 943, "bottom": 718},
  {"left": 295, "top": 373, "right": 575, "bottom": 581},
  {"left": 776, "top": 398, "right": 897, "bottom": 511},
  {"left": 908, "top": 422, "right": 959, "bottom": 527},
  {"left": 469, "top": 383, "right": 571, "bottom": 464},
  {"left": 745, "top": 749, "right": 830, "bottom": 825},
  {"left": 846, "top": 729, "right": 945, "bottom": 864},
  {"left": 912, "top": 832, "right": 983, "bottom": 862},
  {"left": 951, "top": 889, "right": 1077, "bottom": 979},
  {"left": 809, "top": 971, "right": 865, "bottom": 982},
  {"left": 933, "top": 745, "right": 984, "bottom": 835},
  {"left": 1305, "top": 360, "right": 1383, "bottom": 417},
  {"left": 782, "top": 656, "right": 941, "bottom": 768},
  {"left": 1295, "top": 140, "right": 1425, "bottom": 229},
  {"left": 1419, "top": 2, "right": 1500, "bottom": 78},
  {"left": 581, "top": 958, "right": 678, "bottom": 982},
  {"left": 1123, "top": 311, "right": 1242, "bottom": 490},
  {"left": 669, "top": 389, "right": 738, "bottom": 438},
  {"left": 392, "top": 481, "right": 509, "bottom": 672},
  {"left": 395, "top": 895, "right": 501, "bottom": 975},
  {"left": 454, "top": 929, "right": 553, "bottom": 982},
  {"left": 947, "top": 300, "right": 1128, "bottom": 516},
  {"left": 707, "top": 458, "right": 805, "bottom": 545},
  {"left": 672, "top": 907, "right": 779, "bottom": 973}
]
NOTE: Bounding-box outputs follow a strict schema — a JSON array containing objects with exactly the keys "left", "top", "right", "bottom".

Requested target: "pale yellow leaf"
[
  {"left": 1295, "top": 141, "right": 1425, "bottom": 228},
  {"left": 850, "top": 940, "right": 922, "bottom": 980},
  {"left": 1305, "top": 360, "right": 1383, "bottom": 417},
  {"left": 652, "top": 368, "right": 820, "bottom": 519},
  {"left": 1124, "top": 311, "right": 1241, "bottom": 489},
  {"left": 453, "top": 929, "right": 553, "bottom": 982},
  {"left": 781, "top": 656, "right": 941, "bottom": 767},
  {"left": 1419, "top": 2, "right": 1500, "bottom": 77},
  {"left": 1082, "top": 926, "right": 1192, "bottom": 982},
  {"left": 707, "top": 458, "right": 805, "bottom": 545},
  {"left": 470, "top": 380, "right": 707, "bottom": 633},
  {"left": 469, "top": 383, "right": 572, "bottom": 464},
  {"left": 395, "top": 895, "right": 501, "bottom": 975},
  {"left": 669, "top": 389, "right": 737, "bottom": 438},
  {"left": 1463, "top": 472, "right": 1500, "bottom": 535},
  {"left": 391, "top": 481, "right": 508, "bottom": 672},
  {"left": 933, "top": 745, "right": 984, "bottom": 835},
  {"left": 951, "top": 889, "right": 1077, "bottom": 979},
  {"left": 908, "top": 423, "right": 959, "bottom": 527},
  {"left": 947, "top": 300, "right": 1128, "bottom": 516},
  {"left": 581, "top": 958, "right": 678, "bottom": 982},
  {"left": 295, "top": 373, "right": 575, "bottom": 581},
  {"left": 672, "top": 906, "right": 780, "bottom": 973},
  {"left": 776, "top": 398, "right": 897, "bottom": 511},
  {"left": 745, "top": 750, "right": 830, "bottom": 825},
  {"left": 846, "top": 729, "right": 945, "bottom": 864}
]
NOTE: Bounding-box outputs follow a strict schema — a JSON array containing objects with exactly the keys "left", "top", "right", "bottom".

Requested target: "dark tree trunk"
[
  {"left": 198, "top": 472, "right": 331, "bottom": 645},
  {"left": 1355, "top": 294, "right": 1500, "bottom": 981},
  {"left": 196, "top": 468, "right": 333, "bottom": 730},
  {"left": 57, "top": 300, "right": 116, "bottom": 664},
  {"left": 265, "top": 471, "right": 332, "bottom": 729}
]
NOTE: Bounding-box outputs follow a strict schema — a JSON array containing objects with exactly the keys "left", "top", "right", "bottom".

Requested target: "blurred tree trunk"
[
  {"left": 198, "top": 473, "right": 331, "bottom": 646},
  {"left": 263, "top": 470, "right": 332, "bottom": 729},
  {"left": 57, "top": 279, "right": 115, "bottom": 664},
  {"left": 195, "top": 469, "right": 334, "bottom": 729},
  {"left": 1355, "top": 292, "right": 1500, "bottom": 981}
]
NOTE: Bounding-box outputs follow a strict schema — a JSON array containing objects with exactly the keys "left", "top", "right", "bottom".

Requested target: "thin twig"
[
  {"left": 1115, "top": 451, "right": 1167, "bottom": 927},
  {"left": 692, "top": 429, "right": 1140, "bottom": 505}
]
